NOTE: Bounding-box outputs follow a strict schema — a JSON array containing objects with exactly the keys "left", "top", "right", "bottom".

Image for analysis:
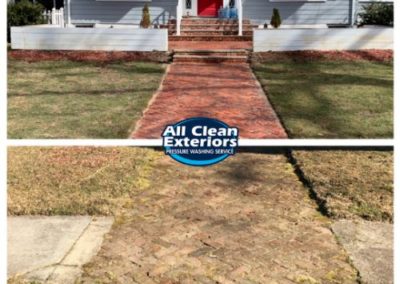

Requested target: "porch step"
[
  {"left": 180, "top": 23, "right": 253, "bottom": 29},
  {"left": 174, "top": 55, "right": 248, "bottom": 63},
  {"left": 181, "top": 18, "right": 251, "bottom": 25},
  {"left": 180, "top": 30, "right": 253, "bottom": 36},
  {"left": 168, "top": 17, "right": 253, "bottom": 41},
  {"left": 173, "top": 49, "right": 249, "bottom": 63},
  {"left": 166, "top": 24, "right": 254, "bottom": 33},
  {"left": 174, "top": 49, "right": 249, "bottom": 56},
  {"left": 169, "top": 35, "right": 252, "bottom": 41}
]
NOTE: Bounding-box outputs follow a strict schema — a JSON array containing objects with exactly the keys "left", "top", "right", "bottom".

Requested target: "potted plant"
[
  {"left": 270, "top": 8, "right": 281, "bottom": 28},
  {"left": 140, "top": 4, "right": 151, "bottom": 28}
]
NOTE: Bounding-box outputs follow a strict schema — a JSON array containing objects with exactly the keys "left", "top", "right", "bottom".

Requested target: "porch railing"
[
  {"left": 176, "top": 0, "right": 183, "bottom": 36},
  {"left": 43, "top": 8, "right": 64, "bottom": 27},
  {"left": 237, "top": 0, "right": 242, "bottom": 36}
]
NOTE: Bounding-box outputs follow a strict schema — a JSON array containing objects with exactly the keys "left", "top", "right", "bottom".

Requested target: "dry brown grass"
[
  {"left": 293, "top": 150, "right": 393, "bottom": 222},
  {"left": 8, "top": 147, "right": 162, "bottom": 216}
]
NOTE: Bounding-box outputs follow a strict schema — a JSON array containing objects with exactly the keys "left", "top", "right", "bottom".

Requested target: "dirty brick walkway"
[
  {"left": 132, "top": 63, "right": 287, "bottom": 139},
  {"left": 80, "top": 153, "right": 356, "bottom": 283}
]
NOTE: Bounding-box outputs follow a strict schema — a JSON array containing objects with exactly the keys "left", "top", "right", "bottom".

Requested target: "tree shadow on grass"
[
  {"left": 8, "top": 59, "right": 165, "bottom": 76},
  {"left": 253, "top": 60, "right": 393, "bottom": 138},
  {"left": 8, "top": 88, "right": 157, "bottom": 98}
]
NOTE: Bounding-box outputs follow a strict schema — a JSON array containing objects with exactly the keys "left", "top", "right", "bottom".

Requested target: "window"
[
  {"left": 229, "top": 0, "right": 235, "bottom": 8},
  {"left": 186, "top": 0, "right": 192, "bottom": 9}
]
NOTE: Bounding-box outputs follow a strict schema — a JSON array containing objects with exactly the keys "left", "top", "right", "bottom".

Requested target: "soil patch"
[
  {"left": 252, "top": 50, "right": 393, "bottom": 63},
  {"left": 8, "top": 50, "right": 170, "bottom": 63}
]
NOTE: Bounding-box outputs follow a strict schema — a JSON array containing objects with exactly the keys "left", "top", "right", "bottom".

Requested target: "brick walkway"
[
  {"left": 132, "top": 63, "right": 287, "bottom": 138},
  {"left": 169, "top": 41, "right": 252, "bottom": 51},
  {"left": 81, "top": 153, "right": 357, "bottom": 283}
]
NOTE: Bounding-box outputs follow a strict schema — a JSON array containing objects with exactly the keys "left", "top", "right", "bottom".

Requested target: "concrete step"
[
  {"left": 169, "top": 35, "right": 252, "bottom": 41},
  {"left": 173, "top": 54, "right": 249, "bottom": 63}
]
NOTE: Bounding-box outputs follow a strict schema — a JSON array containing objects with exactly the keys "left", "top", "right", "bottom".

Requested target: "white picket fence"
[{"left": 43, "top": 8, "right": 64, "bottom": 27}]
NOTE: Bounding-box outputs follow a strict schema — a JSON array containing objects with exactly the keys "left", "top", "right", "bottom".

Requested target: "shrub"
[
  {"left": 140, "top": 4, "right": 151, "bottom": 28},
  {"left": 7, "top": 0, "right": 46, "bottom": 42},
  {"left": 270, "top": 8, "right": 281, "bottom": 28},
  {"left": 358, "top": 3, "right": 393, "bottom": 26}
]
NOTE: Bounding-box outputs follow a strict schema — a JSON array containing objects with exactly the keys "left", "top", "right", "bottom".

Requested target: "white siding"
[
  {"left": 68, "top": 0, "right": 177, "bottom": 25},
  {"left": 67, "top": 0, "right": 354, "bottom": 26},
  {"left": 243, "top": 0, "right": 352, "bottom": 25},
  {"left": 11, "top": 26, "right": 168, "bottom": 51},
  {"left": 253, "top": 27, "right": 392, "bottom": 51}
]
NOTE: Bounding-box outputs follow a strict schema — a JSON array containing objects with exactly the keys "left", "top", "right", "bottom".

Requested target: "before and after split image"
[{"left": 5, "top": 0, "right": 395, "bottom": 283}]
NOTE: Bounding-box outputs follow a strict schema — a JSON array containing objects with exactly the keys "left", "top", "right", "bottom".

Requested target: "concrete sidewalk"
[
  {"left": 8, "top": 216, "right": 113, "bottom": 283},
  {"left": 332, "top": 220, "right": 393, "bottom": 284}
]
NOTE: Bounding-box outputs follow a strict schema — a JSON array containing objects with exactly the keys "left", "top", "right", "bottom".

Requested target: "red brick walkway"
[
  {"left": 132, "top": 63, "right": 287, "bottom": 139},
  {"left": 169, "top": 41, "right": 252, "bottom": 51}
]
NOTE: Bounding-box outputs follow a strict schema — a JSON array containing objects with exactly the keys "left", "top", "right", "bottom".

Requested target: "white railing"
[
  {"left": 237, "top": 0, "right": 243, "bottom": 36},
  {"left": 52, "top": 8, "right": 64, "bottom": 27},
  {"left": 11, "top": 27, "right": 169, "bottom": 51},
  {"left": 43, "top": 8, "right": 64, "bottom": 27},
  {"left": 253, "top": 28, "right": 393, "bottom": 51},
  {"left": 176, "top": 0, "right": 183, "bottom": 36}
]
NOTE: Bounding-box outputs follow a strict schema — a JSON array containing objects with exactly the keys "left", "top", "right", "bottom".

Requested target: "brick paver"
[
  {"left": 169, "top": 41, "right": 252, "bottom": 51},
  {"left": 132, "top": 63, "right": 287, "bottom": 138},
  {"left": 81, "top": 153, "right": 357, "bottom": 283}
]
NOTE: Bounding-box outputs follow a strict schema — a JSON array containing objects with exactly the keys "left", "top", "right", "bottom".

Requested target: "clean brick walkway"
[
  {"left": 132, "top": 62, "right": 287, "bottom": 139},
  {"left": 169, "top": 41, "right": 252, "bottom": 51}
]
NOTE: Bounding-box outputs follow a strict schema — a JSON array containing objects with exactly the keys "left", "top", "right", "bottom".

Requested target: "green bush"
[
  {"left": 140, "top": 4, "right": 151, "bottom": 28},
  {"left": 358, "top": 3, "right": 393, "bottom": 26},
  {"left": 7, "top": 0, "right": 46, "bottom": 42},
  {"left": 270, "top": 8, "right": 281, "bottom": 28}
]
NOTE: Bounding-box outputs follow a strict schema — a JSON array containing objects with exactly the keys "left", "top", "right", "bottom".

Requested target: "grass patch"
[
  {"left": 8, "top": 147, "right": 162, "bottom": 216},
  {"left": 8, "top": 59, "right": 165, "bottom": 138},
  {"left": 253, "top": 60, "right": 393, "bottom": 138},
  {"left": 293, "top": 150, "right": 393, "bottom": 222}
]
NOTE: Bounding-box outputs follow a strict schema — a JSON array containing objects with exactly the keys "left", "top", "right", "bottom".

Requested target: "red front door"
[{"left": 198, "top": 0, "right": 223, "bottom": 17}]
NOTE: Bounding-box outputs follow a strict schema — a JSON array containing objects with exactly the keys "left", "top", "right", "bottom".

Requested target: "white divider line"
[{"left": 7, "top": 139, "right": 394, "bottom": 147}]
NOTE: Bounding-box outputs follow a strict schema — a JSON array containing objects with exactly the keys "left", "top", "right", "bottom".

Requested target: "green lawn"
[
  {"left": 8, "top": 59, "right": 165, "bottom": 138},
  {"left": 253, "top": 60, "right": 393, "bottom": 138}
]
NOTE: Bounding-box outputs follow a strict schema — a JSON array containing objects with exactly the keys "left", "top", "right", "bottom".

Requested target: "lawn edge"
[
  {"left": 130, "top": 64, "right": 171, "bottom": 139},
  {"left": 250, "top": 63, "right": 291, "bottom": 138}
]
